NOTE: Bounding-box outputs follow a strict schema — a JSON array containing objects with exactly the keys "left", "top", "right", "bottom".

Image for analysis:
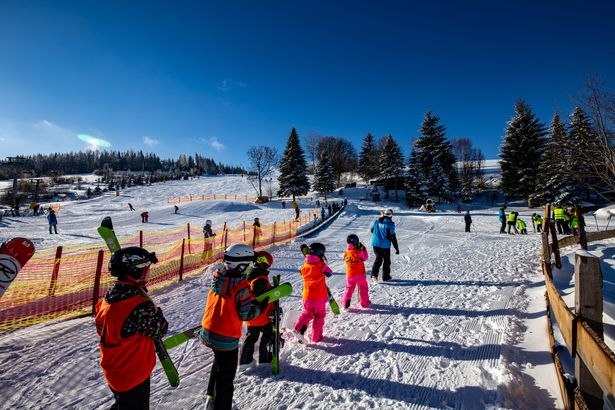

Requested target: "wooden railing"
[{"left": 541, "top": 204, "right": 615, "bottom": 409}]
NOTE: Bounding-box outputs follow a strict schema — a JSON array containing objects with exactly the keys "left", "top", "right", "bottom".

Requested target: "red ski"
[{"left": 0, "top": 238, "right": 35, "bottom": 299}]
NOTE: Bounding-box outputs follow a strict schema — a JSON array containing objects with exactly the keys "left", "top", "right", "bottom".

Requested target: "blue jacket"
[
  {"left": 498, "top": 208, "right": 505, "bottom": 223},
  {"left": 370, "top": 217, "right": 397, "bottom": 249},
  {"left": 48, "top": 212, "right": 57, "bottom": 224}
]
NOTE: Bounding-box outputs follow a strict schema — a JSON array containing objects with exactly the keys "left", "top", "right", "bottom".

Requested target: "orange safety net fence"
[
  {"left": 0, "top": 213, "right": 317, "bottom": 334},
  {"left": 168, "top": 193, "right": 256, "bottom": 204}
]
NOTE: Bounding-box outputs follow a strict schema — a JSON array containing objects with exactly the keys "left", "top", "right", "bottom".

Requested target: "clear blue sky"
[{"left": 1, "top": 1, "right": 614, "bottom": 167}]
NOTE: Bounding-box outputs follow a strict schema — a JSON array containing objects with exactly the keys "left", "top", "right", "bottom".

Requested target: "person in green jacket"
[
  {"left": 507, "top": 211, "right": 519, "bottom": 234},
  {"left": 532, "top": 213, "right": 543, "bottom": 232},
  {"left": 517, "top": 218, "right": 527, "bottom": 234}
]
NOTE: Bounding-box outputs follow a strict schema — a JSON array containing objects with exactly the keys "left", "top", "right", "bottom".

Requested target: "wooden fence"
[{"left": 541, "top": 204, "right": 615, "bottom": 409}]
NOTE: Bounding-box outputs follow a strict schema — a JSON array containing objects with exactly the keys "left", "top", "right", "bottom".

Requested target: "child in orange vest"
[
  {"left": 239, "top": 251, "right": 274, "bottom": 369},
  {"left": 199, "top": 243, "right": 268, "bottom": 410},
  {"left": 293, "top": 242, "right": 333, "bottom": 343},
  {"left": 342, "top": 234, "right": 371, "bottom": 309},
  {"left": 95, "top": 246, "right": 167, "bottom": 409}
]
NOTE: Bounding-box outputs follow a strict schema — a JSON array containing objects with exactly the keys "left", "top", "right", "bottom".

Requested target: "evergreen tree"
[
  {"left": 277, "top": 128, "right": 310, "bottom": 200},
  {"left": 357, "top": 132, "right": 379, "bottom": 183},
  {"left": 415, "top": 112, "right": 457, "bottom": 199},
  {"left": 405, "top": 148, "right": 427, "bottom": 207},
  {"left": 499, "top": 100, "right": 547, "bottom": 199},
  {"left": 568, "top": 106, "right": 603, "bottom": 199},
  {"left": 313, "top": 150, "right": 336, "bottom": 200},
  {"left": 426, "top": 161, "right": 450, "bottom": 202},
  {"left": 379, "top": 135, "right": 405, "bottom": 202}
]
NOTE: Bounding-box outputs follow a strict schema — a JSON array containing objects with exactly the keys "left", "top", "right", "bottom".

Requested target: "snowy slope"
[{"left": 0, "top": 178, "right": 563, "bottom": 409}]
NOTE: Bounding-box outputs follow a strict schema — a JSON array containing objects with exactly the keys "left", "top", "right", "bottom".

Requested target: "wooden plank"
[
  {"left": 544, "top": 274, "right": 576, "bottom": 352},
  {"left": 576, "top": 321, "right": 615, "bottom": 403}
]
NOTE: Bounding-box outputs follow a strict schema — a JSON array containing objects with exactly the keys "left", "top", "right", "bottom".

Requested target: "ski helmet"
[
  {"left": 346, "top": 234, "right": 359, "bottom": 246},
  {"left": 223, "top": 243, "right": 256, "bottom": 271},
  {"left": 109, "top": 246, "right": 158, "bottom": 282},
  {"left": 384, "top": 209, "right": 393, "bottom": 217},
  {"left": 255, "top": 251, "right": 273, "bottom": 269},
  {"left": 308, "top": 242, "right": 326, "bottom": 259},
  {"left": 205, "top": 219, "right": 212, "bottom": 226}
]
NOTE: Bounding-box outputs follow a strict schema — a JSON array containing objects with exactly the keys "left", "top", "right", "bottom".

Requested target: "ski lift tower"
[{"left": 3, "top": 156, "right": 27, "bottom": 215}]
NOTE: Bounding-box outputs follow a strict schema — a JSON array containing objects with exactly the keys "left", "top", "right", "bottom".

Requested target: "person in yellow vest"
[
  {"left": 517, "top": 218, "right": 528, "bottom": 234},
  {"left": 507, "top": 211, "right": 519, "bottom": 234},
  {"left": 199, "top": 243, "right": 268, "bottom": 410},
  {"left": 553, "top": 206, "right": 566, "bottom": 235},
  {"left": 571, "top": 216, "right": 580, "bottom": 236},
  {"left": 95, "top": 246, "right": 167, "bottom": 409},
  {"left": 532, "top": 213, "right": 543, "bottom": 232},
  {"left": 239, "top": 251, "right": 274, "bottom": 369}
]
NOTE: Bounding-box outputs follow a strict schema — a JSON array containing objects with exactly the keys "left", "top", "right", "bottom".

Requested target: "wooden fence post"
[
  {"left": 179, "top": 239, "right": 185, "bottom": 281},
  {"left": 576, "top": 205, "right": 588, "bottom": 251},
  {"left": 187, "top": 223, "right": 191, "bottom": 254},
  {"left": 92, "top": 250, "right": 105, "bottom": 315},
  {"left": 547, "top": 205, "right": 562, "bottom": 269},
  {"left": 574, "top": 251, "right": 604, "bottom": 409},
  {"left": 48, "top": 246, "right": 63, "bottom": 297},
  {"left": 223, "top": 222, "right": 228, "bottom": 251}
]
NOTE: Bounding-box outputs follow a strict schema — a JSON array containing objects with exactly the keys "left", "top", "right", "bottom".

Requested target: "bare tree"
[
  {"left": 247, "top": 145, "right": 278, "bottom": 197},
  {"left": 316, "top": 136, "right": 358, "bottom": 185},
  {"left": 304, "top": 132, "right": 323, "bottom": 172}
]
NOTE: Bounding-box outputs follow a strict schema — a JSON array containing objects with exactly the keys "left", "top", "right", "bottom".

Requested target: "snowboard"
[
  {"left": 163, "top": 282, "right": 292, "bottom": 350},
  {"left": 97, "top": 217, "right": 180, "bottom": 387},
  {"left": 300, "top": 244, "right": 339, "bottom": 315},
  {"left": 0, "top": 238, "right": 35, "bottom": 299},
  {"left": 271, "top": 274, "right": 283, "bottom": 374}
]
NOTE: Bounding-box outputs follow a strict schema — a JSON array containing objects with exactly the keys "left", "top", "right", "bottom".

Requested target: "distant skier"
[
  {"left": 252, "top": 217, "right": 261, "bottom": 246},
  {"left": 140, "top": 211, "right": 149, "bottom": 223},
  {"left": 47, "top": 209, "right": 58, "bottom": 234},
  {"left": 128, "top": 203, "right": 135, "bottom": 211},
  {"left": 507, "top": 211, "right": 519, "bottom": 234},
  {"left": 498, "top": 207, "right": 507, "bottom": 234},
  {"left": 342, "top": 234, "right": 370, "bottom": 309},
  {"left": 293, "top": 243, "right": 333, "bottom": 343},
  {"left": 203, "top": 220, "right": 216, "bottom": 260},
  {"left": 370, "top": 209, "right": 399, "bottom": 282},
  {"left": 239, "top": 251, "right": 274, "bottom": 369},
  {"left": 174, "top": 205, "right": 179, "bottom": 214},
  {"left": 532, "top": 213, "right": 543, "bottom": 232},
  {"left": 95, "top": 246, "right": 167, "bottom": 409},
  {"left": 295, "top": 206, "right": 300, "bottom": 221},
  {"left": 199, "top": 244, "right": 268, "bottom": 409},
  {"left": 464, "top": 210, "right": 472, "bottom": 233}
]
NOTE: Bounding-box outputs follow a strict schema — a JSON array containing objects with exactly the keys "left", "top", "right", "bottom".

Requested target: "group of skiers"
[
  {"left": 498, "top": 205, "right": 580, "bottom": 236},
  {"left": 498, "top": 207, "right": 530, "bottom": 235},
  {"left": 94, "top": 207, "right": 400, "bottom": 409}
]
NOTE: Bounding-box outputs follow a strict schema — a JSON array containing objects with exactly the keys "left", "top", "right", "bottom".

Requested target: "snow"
[{"left": 0, "top": 176, "right": 566, "bottom": 409}]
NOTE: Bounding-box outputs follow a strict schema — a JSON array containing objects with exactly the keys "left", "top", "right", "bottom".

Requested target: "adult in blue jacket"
[
  {"left": 370, "top": 209, "right": 399, "bottom": 282},
  {"left": 498, "top": 207, "right": 506, "bottom": 234}
]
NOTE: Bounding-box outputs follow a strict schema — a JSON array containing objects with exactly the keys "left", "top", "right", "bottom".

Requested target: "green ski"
[{"left": 271, "top": 275, "right": 282, "bottom": 374}]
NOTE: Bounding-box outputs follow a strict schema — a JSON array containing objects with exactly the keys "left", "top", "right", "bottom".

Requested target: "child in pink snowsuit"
[
  {"left": 342, "top": 234, "right": 370, "bottom": 309},
  {"left": 294, "top": 243, "right": 333, "bottom": 343}
]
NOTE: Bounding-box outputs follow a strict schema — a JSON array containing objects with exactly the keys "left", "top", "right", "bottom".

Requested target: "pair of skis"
[
  {"left": 300, "top": 244, "right": 340, "bottom": 315},
  {"left": 0, "top": 238, "right": 35, "bottom": 300},
  {"left": 97, "top": 217, "right": 180, "bottom": 387}
]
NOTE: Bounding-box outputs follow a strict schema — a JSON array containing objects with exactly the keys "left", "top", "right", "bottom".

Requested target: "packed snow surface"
[{"left": 0, "top": 176, "right": 566, "bottom": 409}]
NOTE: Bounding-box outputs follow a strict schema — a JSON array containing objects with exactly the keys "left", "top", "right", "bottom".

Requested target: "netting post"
[
  {"left": 139, "top": 230, "right": 143, "bottom": 248},
  {"left": 187, "top": 223, "right": 191, "bottom": 254},
  {"left": 48, "top": 246, "right": 63, "bottom": 297},
  {"left": 92, "top": 250, "right": 105, "bottom": 315},
  {"left": 273, "top": 222, "right": 276, "bottom": 246},
  {"left": 243, "top": 221, "right": 246, "bottom": 242},
  {"left": 223, "top": 222, "right": 228, "bottom": 250},
  {"left": 179, "top": 239, "right": 185, "bottom": 281}
]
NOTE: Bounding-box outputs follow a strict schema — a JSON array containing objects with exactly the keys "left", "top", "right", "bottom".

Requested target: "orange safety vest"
[
  {"left": 201, "top": 278, "right": 250, "bottom": 338},
  {"left": 95, "top": 295, "right": 156, "bottom": 392},
  {"left": 300, "top": 260, "right": 329, "bottom": 300},
  {"left": 245, "top": 273, "right": 272, "bottom": 327},
  {"left": 344, "top": 248, "right": 366, "bottom": 277}
]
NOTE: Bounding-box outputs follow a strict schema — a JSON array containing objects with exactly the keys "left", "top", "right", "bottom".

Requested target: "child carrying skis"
[
  {"left": 239, "top": 251, "right": 274, "bottom": 369},
  {"left": 342, "top": 234, "right": 371, "bottom": 309},
  {"left": 95, "top": 246, "right": 167, "bottom": 409},
  {"left": 199, "top": 243, "right": 268, "bottom": 410},
  {"left": 293, "top": 242, "right": 333, "bottom": 343}
]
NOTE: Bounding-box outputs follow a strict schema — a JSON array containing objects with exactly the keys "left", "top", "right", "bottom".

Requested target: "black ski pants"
[
  {"left": 555, "top": 219, "right": 565, "bottom": 235},
  {"left": 371, "top": 246, "right": 391, "bottom": 280},
  {"left": 499, "top": 220, "right": 506, "bottom": 234},
  {"left": 465, "top": 222, "right": 471, "bottom": 233},
  {"left": 240, "top": 323, "right": 273, "bottom": 365},
  {"left": 109, "top": 376, "right": 150, "bottom": 409},
  {"left": 207, "top": 348, "right": 238, "bottom": 410}
]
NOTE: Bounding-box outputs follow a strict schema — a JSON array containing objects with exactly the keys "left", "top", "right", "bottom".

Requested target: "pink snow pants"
[
  {"left": 294, "top": 297, "right": 328, "bottom": 342},
  {"left": 343, "top": 275, "right": 370, "bottom": 308}
]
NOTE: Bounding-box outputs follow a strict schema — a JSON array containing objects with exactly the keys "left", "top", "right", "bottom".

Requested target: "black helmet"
[
  {"left": 346, "top": 234, "right": 359, "bottom": 246},
  {"left": 308, "top": 242, "right": 326, "bottom": 258},
  {"left": 109, "top": 246, "right": 158, "bottom": 281}
]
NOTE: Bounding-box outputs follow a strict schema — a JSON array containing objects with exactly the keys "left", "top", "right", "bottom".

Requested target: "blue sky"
[{"left": 1, "top": 1, "right": 613, "bottom": 167}]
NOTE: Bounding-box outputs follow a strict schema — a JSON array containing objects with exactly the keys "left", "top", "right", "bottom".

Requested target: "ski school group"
[{"left": 92, "top": 208, "right": 399, "bottom": 410}]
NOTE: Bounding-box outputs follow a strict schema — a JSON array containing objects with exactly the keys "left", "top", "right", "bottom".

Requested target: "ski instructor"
[{"left": 370, "top": 208, "right": 399, "bottom": 282}]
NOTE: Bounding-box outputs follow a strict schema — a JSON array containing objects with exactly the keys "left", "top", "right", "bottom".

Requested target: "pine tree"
[
  {"left": 277, "top": 128, "right": 310, "bottom": 200},
  {"left": 379, "top": 135, "right": 405, "bottom": 202},
  {"left": 313, "top": 150, "right": 336, "bottom": 200},
  {"left": 357, "top": 132, "right": 379, "bottom": 183},
  {"left": 499, "top": 100, "right": 547, "bottom": 199},
  {"left": 415, "top": 112, "right": 457, "bottom": 199},
  {"left": 567, "top": 106, "right": 603, "bottom": 200},
  {"left": 405, "top": 148, "right": 427, "bottom": 207}
]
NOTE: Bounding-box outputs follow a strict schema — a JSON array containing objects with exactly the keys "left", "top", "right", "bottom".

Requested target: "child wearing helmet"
[
  {"left": 342, "top": 234, "right": 371, "bottom": 309},
  {"left": 293, "top": 242, "right": 333, "bottom": 343},
  {"left": 203, "top": 220, "right": 216, "bottom": 260},
  {"left": 94, "top": 246, "right": 168, "bottom": 409},
  {"left": 199, "top": 243, "right": 269, "bottom": 409},
  {"left": 239, "top": 251, "right": 274, "bottom": 368}
]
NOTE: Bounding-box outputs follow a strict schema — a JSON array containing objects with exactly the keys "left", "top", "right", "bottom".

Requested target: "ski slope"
[{"left": 0, "top": 176, "right": 564, "bottom": 409}]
